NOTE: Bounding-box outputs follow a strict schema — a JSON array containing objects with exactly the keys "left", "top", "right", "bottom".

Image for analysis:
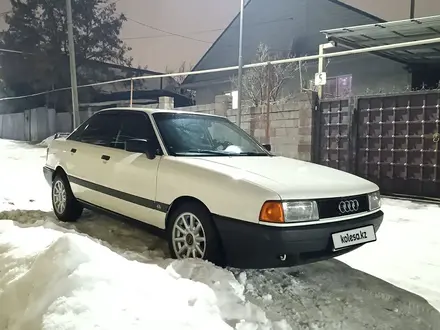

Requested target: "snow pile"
[
  {"left": 0, "top": 221, "right": 289, "bottom": 330},
  {"left": 38, "top": 133, "right": 70, "bottom": 148},
  {"left": 38, "top": 134, "right": 55, "bottom": 147},
  {"left": 165, "top": 260, "right": 290, "bottom": 330}
]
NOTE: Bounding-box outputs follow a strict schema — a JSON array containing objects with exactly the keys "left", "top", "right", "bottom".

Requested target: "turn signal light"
[{"left": 259, "top": 201, "right": 284, "bottom": 223}]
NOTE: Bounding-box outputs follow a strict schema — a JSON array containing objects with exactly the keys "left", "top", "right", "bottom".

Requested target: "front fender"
[{"left": 156, "top": 158, "right": 280, "bottom": 224}]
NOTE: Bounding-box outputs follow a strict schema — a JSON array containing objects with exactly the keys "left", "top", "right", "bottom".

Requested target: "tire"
[
  {"left": 167, "top": 202, "right": 224, "bottom": 265},
  {"left": 52, "top": 173, "right": 83, "bottom": 222}
]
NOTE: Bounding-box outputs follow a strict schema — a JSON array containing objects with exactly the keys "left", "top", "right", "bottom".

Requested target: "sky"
[{"left": 1, "top": 0, "right": 440, "bottom": 72}]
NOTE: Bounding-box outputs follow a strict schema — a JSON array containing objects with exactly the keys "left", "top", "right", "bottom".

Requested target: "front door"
[
  {"left": 65, "top": 111, "right": 121, "bottom": 207},
  {"left": 102, "top": 111, "right": 166, "bottom": 229}
]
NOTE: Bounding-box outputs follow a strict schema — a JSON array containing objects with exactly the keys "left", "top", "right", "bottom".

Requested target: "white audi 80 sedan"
[{"left": 43, "top": 107, "right": 383, "bottom": 268}]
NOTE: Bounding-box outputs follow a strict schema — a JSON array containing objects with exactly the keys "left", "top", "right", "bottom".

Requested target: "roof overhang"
[{"left": 321, "top": 15, "right": 440, "bottom": 65}]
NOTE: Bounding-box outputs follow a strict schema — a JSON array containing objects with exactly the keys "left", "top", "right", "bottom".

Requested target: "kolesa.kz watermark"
[{"left": 340, "top": 229, "right": 367, "bottom": 244}]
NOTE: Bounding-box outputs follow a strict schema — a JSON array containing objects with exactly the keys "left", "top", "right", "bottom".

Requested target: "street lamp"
[{"left": 236, "top": 0, "right": 244, "bottom": 127}]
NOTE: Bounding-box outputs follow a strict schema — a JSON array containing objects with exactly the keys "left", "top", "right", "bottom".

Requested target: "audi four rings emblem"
[{"left": 338, "top": 200, "right": 359, "bottom": 213}]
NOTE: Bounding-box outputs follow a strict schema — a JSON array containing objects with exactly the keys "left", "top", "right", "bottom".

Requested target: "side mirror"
[
  {"left": 125, "top": 139, "right": 157, "bottom": 160},
  {"left": 262, "top": 144, "right": 272, "bottom": 152}
]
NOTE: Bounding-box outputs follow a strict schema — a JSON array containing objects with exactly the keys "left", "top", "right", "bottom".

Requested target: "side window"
[
  {"left": 113, "top": 112, "right": 161, "bottom": 151},
  {"left": 79, "top": 112, "right": 121, "bottom": 147}
]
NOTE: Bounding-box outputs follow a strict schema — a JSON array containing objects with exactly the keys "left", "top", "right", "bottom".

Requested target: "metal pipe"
[
  {"left": 265, "top": 63, "right": 272, "bottom": 144},
  {"left": 317, "top": 44, "right": 324, "bottom": 99},
  {"left": 236, "top": 0, "right": 244, "bottom": 127},
  {"left": 130, "top": 79, "right": 134, "bottom": 107},
  {"left": 66, "top": 0, "right": 80, "bottom": 128},
  {"left": 410, "top": 0, "right": 415, "bottom": 19},
  {"left": 243, "top": 36, "right": 440, "bottom": 69}
]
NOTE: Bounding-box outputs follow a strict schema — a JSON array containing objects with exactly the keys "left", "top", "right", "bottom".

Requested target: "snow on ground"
[
  {"left": 0, "top": 140, "right": 51, "bottom": 212},
  {"left": 0, "top": 222, "right": 232, "bottom": 330},
  {"left": 0, "top": 138, "right": 440, "bottom": 330},
  {"left": 338, "top": 198, "right": 440, "bottom": 312}
]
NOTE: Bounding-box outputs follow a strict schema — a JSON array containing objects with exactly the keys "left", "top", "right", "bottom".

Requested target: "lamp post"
[
  {"left": 410, "top": 0, "right": 415, "bottom": 18},
  {"left": 236, "top": 0, "right": 244, "bottom": 127},
  {"left": 66, "top": 0, "right": 80, "bottom": 129}
]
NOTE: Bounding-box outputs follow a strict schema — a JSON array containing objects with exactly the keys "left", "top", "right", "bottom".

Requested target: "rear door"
[
  {"left": 65, "top": 111, "right": 121, "bottom": 207},
  {"left": 102, "top": 111, "right": 165, "bottom": 229}
]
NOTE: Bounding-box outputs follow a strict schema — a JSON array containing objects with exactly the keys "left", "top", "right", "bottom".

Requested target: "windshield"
[{"left": 152, "top": 112, "right": 270, "bottom": 157}]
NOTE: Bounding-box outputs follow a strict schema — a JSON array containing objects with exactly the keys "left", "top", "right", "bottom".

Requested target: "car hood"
[{"left": 177, "top": 156, "right": 379, "bottom": 199}]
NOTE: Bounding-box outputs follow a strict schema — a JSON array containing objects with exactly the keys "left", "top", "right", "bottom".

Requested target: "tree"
[
  {"left": 165, "top": 61, "right": 192, "bottom": 85},
  {"left": 0, "top": 0, "right": 132, "bottom": 110},
  {"left": 231, "top": 43, "right": 305, "bottom": 107},
  {"left": 165, "top": 61, "right": 195, "bottom": 101}
]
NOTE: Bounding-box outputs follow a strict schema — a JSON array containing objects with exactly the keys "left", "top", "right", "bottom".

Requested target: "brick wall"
[{"left": 176, "top": 92, "right": 316, "bottom": 161}]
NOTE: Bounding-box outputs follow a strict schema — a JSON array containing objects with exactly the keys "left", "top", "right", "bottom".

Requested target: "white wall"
[{"left": 0, "top": 108, "right": 93, "bottom": 142}]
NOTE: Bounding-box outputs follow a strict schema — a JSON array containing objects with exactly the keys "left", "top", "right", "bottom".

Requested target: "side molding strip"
[{"left": 64, "top": 173, "right": 169, "bottom": 213}]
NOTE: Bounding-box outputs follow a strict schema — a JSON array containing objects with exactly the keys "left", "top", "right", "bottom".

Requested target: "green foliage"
[{"left": 0, "top": 0, "right": 132, "bottom": 110}]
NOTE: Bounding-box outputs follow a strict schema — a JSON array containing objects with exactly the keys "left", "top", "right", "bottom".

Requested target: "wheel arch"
[
  {"left": 53, "top": 165, "right": 68, "bottom": 181},
  {"left": 165, "top": 195, "right": 211, "bottom": 229},
  {"left": 165, "top": 195, "right": 226, "bottom": 265}
]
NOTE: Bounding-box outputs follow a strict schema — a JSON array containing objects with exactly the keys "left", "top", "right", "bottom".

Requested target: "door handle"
[
  {"left": 70, "top": 148, "right": 77, "bottom": 153},
  {"left": 101, "top": 155, "right": 110, "bottom": 161}
]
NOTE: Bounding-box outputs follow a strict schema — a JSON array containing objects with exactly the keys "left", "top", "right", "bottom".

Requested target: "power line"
[
  {"left": 122, "top": 27, "right": 224, "bottom": 41},
  {"left": 123, "top": 16, "right": 294, "bottom": 42},
  {"left": 126, "top": 17, "right": 213, "bottom": 44},
  {"left": 0, "top": 15, "right": 295, "bottom": 59}
]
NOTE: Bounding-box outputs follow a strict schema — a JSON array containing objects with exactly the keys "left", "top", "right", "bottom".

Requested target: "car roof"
[{"left": 96, "top": 107, "right": 225, "bottom": 119}]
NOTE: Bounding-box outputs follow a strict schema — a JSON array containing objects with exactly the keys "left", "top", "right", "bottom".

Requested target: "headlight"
[
  {"left": 259, "top": 200, "right": 319, "bottom": 223},
  {"left": 368, "top": 191, "right": 381, "bottom": 211},
  {"left": 283, "top": 201, "right": 319, "bottom": 222}
]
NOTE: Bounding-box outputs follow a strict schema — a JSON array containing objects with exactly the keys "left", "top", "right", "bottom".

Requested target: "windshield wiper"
[
  {"left": 174, "top": 150, "right": 270, "bottom": 156},
  {"left": 237, "top": 151, "right": 270, "bottom": 156},
  {"left": 177, "top": 149, "right": 228, "bottom": 155}
]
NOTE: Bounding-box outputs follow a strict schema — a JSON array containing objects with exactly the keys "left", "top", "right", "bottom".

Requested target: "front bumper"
[
  {"left": 43, "top": 166, "right": 54, "bottom": 185},
  {"left": 212, "top": 210, "right": 383, "bottom": 269}
]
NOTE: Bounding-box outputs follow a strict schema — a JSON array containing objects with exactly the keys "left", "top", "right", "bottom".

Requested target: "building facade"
[{"left": 183, "top": 0, "right": 415, "bottom": 105}]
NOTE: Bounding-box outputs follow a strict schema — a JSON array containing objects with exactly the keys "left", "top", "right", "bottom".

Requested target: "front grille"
[{"left": 317, "top": 194, "right": 369, "bottom": 219}]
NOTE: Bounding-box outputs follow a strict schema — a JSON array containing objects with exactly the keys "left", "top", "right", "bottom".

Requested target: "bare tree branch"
[
  {"left": 230, "top": 43, "right": 306, "bottom": 107},
  {"left": 165, "top": 61, "right": 196, "bottom": 101},
  {"left": 165, "top": 61, "right": 192, "bottom": 85}
]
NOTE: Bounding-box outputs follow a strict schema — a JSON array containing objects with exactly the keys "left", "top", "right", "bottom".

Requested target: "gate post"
[
  {"left": 311, "top": 92, "right": 321, "bottom": 164},
  {"left": 348, "top": 96, "right": 359, "bottom": 174}
]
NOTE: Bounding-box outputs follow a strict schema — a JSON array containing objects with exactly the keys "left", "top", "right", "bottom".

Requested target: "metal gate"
[
  {"left": 316, "top": 98, "right": 355, "bottom": 173},
  {"left": 356, "top": 92, "right": 439, "bottom": 199},
  {"left": 316, "top": 91, "right": 440, "bottom": 200}
]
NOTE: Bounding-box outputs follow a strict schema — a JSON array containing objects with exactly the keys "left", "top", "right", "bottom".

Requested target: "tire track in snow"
[{"left": 231, "top": 264, "right": 440, "bottom": 330}]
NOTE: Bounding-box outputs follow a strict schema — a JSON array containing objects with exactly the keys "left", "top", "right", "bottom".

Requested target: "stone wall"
[{"left": 177, "top": 92, "right": 316, "bottom": 161}]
